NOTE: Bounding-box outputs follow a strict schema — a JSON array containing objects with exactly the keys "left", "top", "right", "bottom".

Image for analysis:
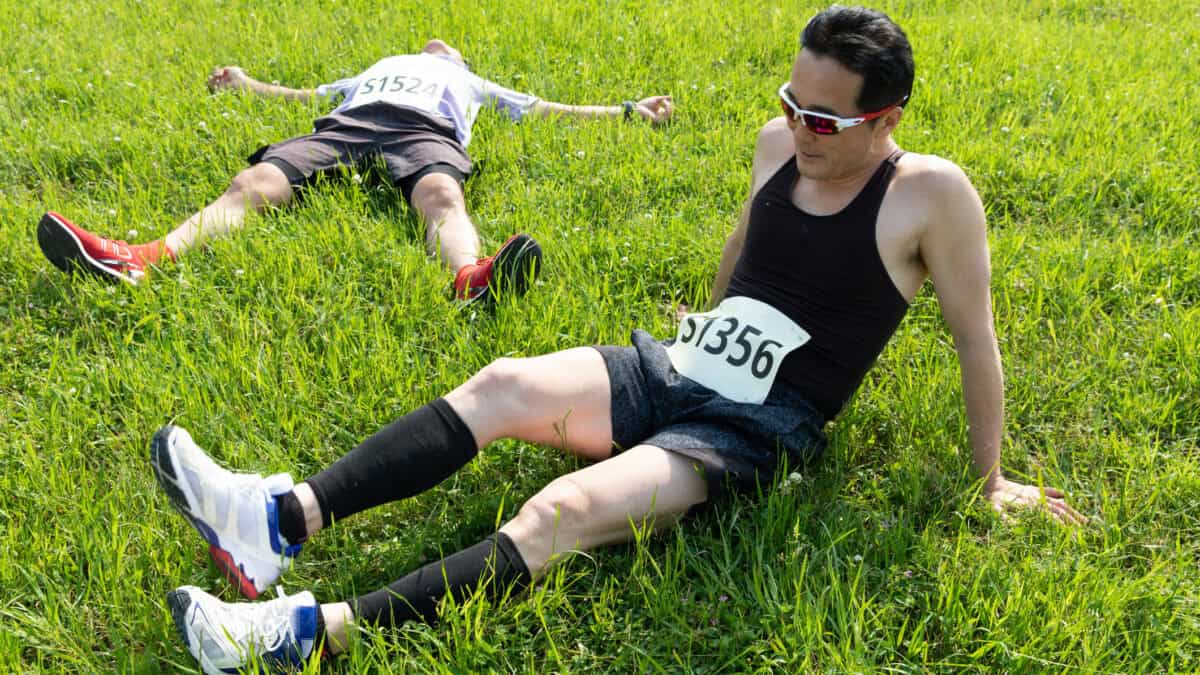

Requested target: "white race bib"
[
  {"left": 349, "top": 73, "right": 447, "bottom": 113},
  {"left": 665, "top": 297, "right": 810, "bottom": 404}
]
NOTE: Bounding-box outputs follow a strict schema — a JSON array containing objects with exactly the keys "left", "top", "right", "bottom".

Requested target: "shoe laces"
[{"left": 214, "top": 588, "right": 298, "bottom": 654}]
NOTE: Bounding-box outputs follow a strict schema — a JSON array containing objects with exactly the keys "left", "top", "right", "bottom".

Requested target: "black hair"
[{"left": 800, "top": 5, "right": 914, "bottom": 113}]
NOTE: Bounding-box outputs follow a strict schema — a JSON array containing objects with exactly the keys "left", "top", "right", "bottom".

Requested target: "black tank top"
[{"left": 726, "top": 151, "right": 909, "bottom": 420}]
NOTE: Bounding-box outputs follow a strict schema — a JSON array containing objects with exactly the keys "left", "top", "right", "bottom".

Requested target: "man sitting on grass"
[
  {"left": 36, "top": 39, "right": 672, "bottom": 306},
  {"left": 152, "top": 7, "right": 1084, "bottom": 673}
]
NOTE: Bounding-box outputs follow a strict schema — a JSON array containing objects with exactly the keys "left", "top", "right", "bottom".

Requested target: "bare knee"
[
  {"left": 501, "top": 473, "right": 600, "bottom": 571},
  {"left": 410, "top": 173, "right": 465, "bottom": 221},
  {"left": 226, "top": 163, "right": 293, "bottom": 208},
  {"left": 468, "top": 357, "right": 533, "bottom": 409},
  {"left": 506, "top": 477, "right": 593, "bottom": 571}
]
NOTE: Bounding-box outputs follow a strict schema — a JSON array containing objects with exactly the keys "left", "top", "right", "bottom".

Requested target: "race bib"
[
  {"left": 350, "top": 73, "right": 447, "bottom": 113},
  {"left": 665, "top": 297, "right": 810, "bottom": 404}
]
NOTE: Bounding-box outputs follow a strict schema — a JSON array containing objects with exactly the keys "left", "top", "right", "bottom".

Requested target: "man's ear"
[{"left": 875, "top": 106, "right": 903, "bottom": 140}]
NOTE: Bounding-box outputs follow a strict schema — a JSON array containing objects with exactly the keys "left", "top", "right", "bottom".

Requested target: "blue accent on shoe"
[
  {"left": 267, "top": 493, "right": 303, "bottom": 559},
  {"left": 262, "top": 601, "right": 317, "bottom": 668},
  {"left": 265, "top": 495, "right": 283, "bottom": 555},
  {"left": 187, "top": 513, "right": 220, "bottom": 547},
  {"left": 292, "top": 601, "right": 319, "bottom": 654}
]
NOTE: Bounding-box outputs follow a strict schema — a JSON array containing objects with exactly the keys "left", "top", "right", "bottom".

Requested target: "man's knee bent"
[
  {"left": 227, "top": 163, "right": 293, "bottom": 207},
  {"left": 512, "top": 476, "right": 593, "bottom": 542},
  {"left": 469, "top": 357, "right": 534, "bottom": 407}
]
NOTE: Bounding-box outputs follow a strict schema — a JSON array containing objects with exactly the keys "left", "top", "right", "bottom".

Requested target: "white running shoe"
[
  {"left": 167, "top": 585, "right": 319, "bottom": 675},
  {"left": 151, "top": 425, "right": 301, "bottom": 598}
]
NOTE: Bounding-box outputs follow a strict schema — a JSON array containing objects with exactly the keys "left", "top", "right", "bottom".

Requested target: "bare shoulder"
[
  {"left": 894, "top": 151, "right": 976, "bottom": 195},
  {"left": 754, "top": 117, "right": 793, "bottom": 163},
  {"left": 892, "top": 151, "right": 985, "bottom": 227},
  {"left": 895, "top": 152, "right": 981, "bottom": 204},
  {"left": 750, "top": 117, "right": 794, "bottom": 192}
]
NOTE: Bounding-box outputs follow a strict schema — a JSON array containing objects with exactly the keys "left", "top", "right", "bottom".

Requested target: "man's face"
[
  {"left": 784, "top": 49, "right": 895, "bottom": 180},
  {"left": 421, "top": 39, "right": 467, "bottom": 68}
]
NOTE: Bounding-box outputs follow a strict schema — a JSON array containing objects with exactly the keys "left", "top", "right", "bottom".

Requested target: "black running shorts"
[
  {"left": 594, "top": 329, "right": 828, "bottom": 497},
  {"left": 248, "top": 101, "right": 472, "bottom": 205}
]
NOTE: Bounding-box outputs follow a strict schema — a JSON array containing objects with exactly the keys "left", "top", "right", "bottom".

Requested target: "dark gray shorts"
[
  {"left": 594, "top": 330, "right": 827, "bottom": 497},
  {"left": 248, "top": 101, "right": 472, "bottom": 204}
]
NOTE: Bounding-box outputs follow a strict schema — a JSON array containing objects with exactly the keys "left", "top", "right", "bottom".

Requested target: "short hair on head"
[{"left": 800, "top": 5, "right": 914, "bottom": 113}]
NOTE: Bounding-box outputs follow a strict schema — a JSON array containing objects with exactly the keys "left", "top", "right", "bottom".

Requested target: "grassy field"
[{"left": 1, "top": 0, "right": 1197, "bottom": 671}]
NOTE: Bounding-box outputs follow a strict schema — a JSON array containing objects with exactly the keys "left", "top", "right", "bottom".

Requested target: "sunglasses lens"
[
  {"left": 779, "top": 97, "right": 797, "bottom": 120},
  {"left": 803, "top": 114, "right": 838, "bottom": 135}
]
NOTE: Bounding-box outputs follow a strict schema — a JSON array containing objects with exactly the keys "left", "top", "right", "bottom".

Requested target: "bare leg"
[
  {"left": 294, "top": 352, "right": 702, "bottom": 650},
  {"left": 163, "top": 162, "right": 294, "bottom": 256},
  {"left": 408, "top": 172, "right": 479, "bottom": 272},
  {"left": 443, "top": 347, "right": 617, "bottom": 460},
  {"left": 321, "top": 444, "right": 706, "bottom": 652},
  {"left": 287, "top": 347, "right": 616, "bottom": 541},
  {"left": 500, "top": 444, "right": 709, "bottom": 578}
]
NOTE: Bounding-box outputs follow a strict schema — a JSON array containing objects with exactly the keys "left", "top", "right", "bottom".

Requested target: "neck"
[{"left": 803, "top": 139, "right": 899, "bottom": 193}]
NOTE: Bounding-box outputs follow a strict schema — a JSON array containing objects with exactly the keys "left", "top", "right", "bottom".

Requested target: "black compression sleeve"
[
  {"left": 304, "top": 398, "right": 479, "bottom": 526},
  {"left": 350, "top": 532, "right": 532, "bottom": 626}
]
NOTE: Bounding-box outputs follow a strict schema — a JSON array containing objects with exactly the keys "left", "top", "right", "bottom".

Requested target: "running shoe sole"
[
  {"left": 36, "top": 212, "right": 137, "bottom": 285},
  {"left": 464, "top": 234, "right": 543, "bottom": 309},
  {"left": 165, "top": 588, "right": 196, "bottom": 651},
  {"left": 151, "top": 427, "right": 264, "bottom": 599}
]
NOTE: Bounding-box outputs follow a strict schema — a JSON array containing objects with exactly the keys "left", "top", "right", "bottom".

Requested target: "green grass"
[{"left": 1, "top": 0, "right": 1197, "bottom": 671}]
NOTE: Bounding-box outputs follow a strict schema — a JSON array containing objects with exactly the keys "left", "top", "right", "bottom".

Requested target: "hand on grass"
[
  {"left": 985, "top": 477, "right": 1087, "bottom": 526},
  {"left": 637, "top": 95, "right": 673, "bottom": 124},
  {"left": 208, "top": 66, "right": 251, "bottom": 92}
]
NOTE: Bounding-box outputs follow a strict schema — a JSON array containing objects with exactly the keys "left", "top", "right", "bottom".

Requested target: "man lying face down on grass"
[
  {"left": 36, "top": 39, "right": 672, "bottom": 307},
  {"left": 150, "top": 8, "right": 1084, "bottom": 673}
]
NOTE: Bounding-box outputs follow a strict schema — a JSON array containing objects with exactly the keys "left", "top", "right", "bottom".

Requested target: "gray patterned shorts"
[{"left": 594, "top": 330, "right": 828, "bottom": 497}]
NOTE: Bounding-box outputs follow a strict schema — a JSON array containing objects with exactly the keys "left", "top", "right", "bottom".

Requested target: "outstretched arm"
[
  {"left": 207, "top": 66, "right": 318, "bottom": 102},
  {"left": 921, "top": 162, "right": 1086, "bottom": 526},
  {"left": 530, "top": 95, "right": 673, "bottom": 125}
]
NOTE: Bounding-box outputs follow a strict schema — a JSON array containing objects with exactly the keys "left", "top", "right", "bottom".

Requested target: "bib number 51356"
[
  {"left": 677, "top": 315, "right": 783, "bottom": 379},
  {"left": 666, "top": 296, "right": 809, "bottom": 404}
]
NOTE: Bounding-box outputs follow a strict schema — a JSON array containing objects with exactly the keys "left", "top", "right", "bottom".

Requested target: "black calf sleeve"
[
  {"left": 351, "top": 532, "right": 532, "bottom": 627},
  {"left": 305, "top": 398, "right": 478, "bottom": 526}
]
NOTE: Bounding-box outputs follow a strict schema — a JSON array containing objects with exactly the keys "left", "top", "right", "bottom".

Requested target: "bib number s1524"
[
  {"left": 665, "top": 296, "right": 809, "bottom": 404},
  {"left": 353, "top": 74, "right": 446, "bottom": 112}
]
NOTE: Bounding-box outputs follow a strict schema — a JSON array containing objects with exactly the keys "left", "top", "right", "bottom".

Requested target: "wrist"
[
  {"left": 622, "top": 100, "right": 636, "bottom": 121},
  {"left": 981, "top": 469, "right": 1005, "bottom": 494}
]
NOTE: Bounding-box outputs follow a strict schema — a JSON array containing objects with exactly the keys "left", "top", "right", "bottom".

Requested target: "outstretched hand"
[
  {"left": 636, "top": 95, "right": 673, "bottom": 124},
  {"left": 207, "top": 66, "right": 251, "bottom": 92},
  {"left": 986, "top": 476, "right": 1087, "bottom": 526}
]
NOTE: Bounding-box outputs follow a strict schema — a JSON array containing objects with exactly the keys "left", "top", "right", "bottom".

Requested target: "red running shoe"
[
  {"left": 37, "top": 211, "right": 147, "bottom": 284},
  {"left": 452, "top": 233, "right": 542, "bottom": 307}
]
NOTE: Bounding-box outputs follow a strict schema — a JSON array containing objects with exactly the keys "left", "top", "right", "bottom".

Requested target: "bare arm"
[
  {"left": 529, "top": 95, "right": 673, "bottom": 125},
  {"left": 920, "top": 163, "right": 1085, "bottom": 524},
  {"left": 710, "top": 200, "right": 750, "bottom": 308},
  {"left": 207, "top": 66, "right": 318, "bottom": 102}
]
